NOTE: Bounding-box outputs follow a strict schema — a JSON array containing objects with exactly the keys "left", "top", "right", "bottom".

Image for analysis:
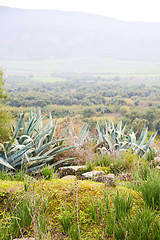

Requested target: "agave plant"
[
  {"left": 0, "top": 109, "right": 74, "bottom": 172},
  {"left": 96, "top": 120, "right": 157, "bottom": 156},
  {"left": 64, "top": 121, "right": 89, "bottom": 147}
]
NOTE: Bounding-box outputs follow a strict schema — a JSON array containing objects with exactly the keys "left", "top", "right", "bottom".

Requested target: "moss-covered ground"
[{"left": 0, "top": 179, "right": 144, "bottom": 239}]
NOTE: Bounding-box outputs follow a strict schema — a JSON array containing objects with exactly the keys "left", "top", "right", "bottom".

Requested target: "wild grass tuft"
[
  {"left": 42, "top": 165, "right": 57, "bottom": 180},
  {"left": 59, "top": 205, "right": 74, "bottom": 234},
  {"left": 87, "top": 198, "right": 99, "bottom": 224},
  {"left": 70, "top": 224, "right": 80, "bottom": 240},
  {"left": 0, "top": 183, "right": 49, "bottom": 240},
  {"left": 140, "top": 172, "right": 160, "bottom": 209},
  {"left": 0, "top": 169, "right": 26, "bottom": 181},
  {"left": 114, "top": 191, "right": 133, "bottom": 220},
  {"left": 129, "top": 206, "right": 160, "bottom": 240},
  {"left": 88, "top": 151, "right": 143, "bottom": 175}
]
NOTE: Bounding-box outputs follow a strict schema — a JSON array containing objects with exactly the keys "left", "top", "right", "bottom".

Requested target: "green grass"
[
  {"left": 140, "top": 172, "right": 160, "bottom": 209},
  {"left": 2, "top": 58, "right": 160, "bottom": 82},
  {"left": 0, "top": 179, "right": 144, "bottom": 239}
]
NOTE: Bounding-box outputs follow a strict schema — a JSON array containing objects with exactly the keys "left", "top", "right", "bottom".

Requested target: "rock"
[
  {"left": 94, "top": 173, "right": 115, "bottom": 186},
  {"left": 59, "top": 165, "right": 87, "bottom": 178},
  {"left": 61, "top": 175, "right": 77, "bottom": 180},
  {"left": 82, "top": 170, "right": 105, "bottom": 179},
  {"left": 155, "top": 166, "right": 160, "bottom": 170},
  {"left": 154, "top": 157, "right": 160, "bottom": 163},
  {"left": 150, "top": 157, "right": 160, "bottom": 166},
  {"left": 98, "top": 147, "right": 110, "bottom": 156},
  {"left": 119, "top": 173, "right": 133, "bottom": 181}
]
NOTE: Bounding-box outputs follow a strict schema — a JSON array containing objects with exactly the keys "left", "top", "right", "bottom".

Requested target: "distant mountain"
[{"left": 1, "top": 6, "right": 160, "bottom": 62}]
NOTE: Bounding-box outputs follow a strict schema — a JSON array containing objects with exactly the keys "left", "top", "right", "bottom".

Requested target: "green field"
[{"left": 1, "top": 58, "right": 160, "bottom": 83}]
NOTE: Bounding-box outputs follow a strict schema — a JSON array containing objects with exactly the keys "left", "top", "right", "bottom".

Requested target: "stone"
[
  {"left": 94, "top": 173, "right": 115, "bottom": 186},
  {"left": 154, "top": 157, "right": 160, "bottom": 163},
  {"left": 82, "top": 170, "right": 105, "bottom": 179},
  {"left": 119, "top": 173, "right": 133, "bottom": 181},
  {"left": 150, "top": 157, "right": 160, "bottom": 167},
  {"left": 59, "top": 165, "right": 87, "bottom": 178},
  {"left": 98, "top": 147, "right": 110, "bottom": 156},
  {"left": 155, "top": 166, "right": 160, "bottom": 170},
  {"left": 61, "top": 175, "right": 77, "bottom": 180}
]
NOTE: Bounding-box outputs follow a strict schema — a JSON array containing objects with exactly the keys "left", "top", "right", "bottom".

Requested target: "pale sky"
[{"left": 0, "top": 0, "right": 160, "bottom": 22}]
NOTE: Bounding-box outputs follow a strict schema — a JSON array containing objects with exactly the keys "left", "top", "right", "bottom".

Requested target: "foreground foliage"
[
  {"left": 0, "top": 173, "right": 160, "bottom": 239},
  {"left": 0, "top": 109, "right": 73, "bottom": 172}
]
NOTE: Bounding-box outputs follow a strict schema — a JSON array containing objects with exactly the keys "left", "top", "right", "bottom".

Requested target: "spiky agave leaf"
[
  {"left": 121, "top": 124, "right": 127, "bottom": 136},
  {"left": 77, "top": 124, "right": 89, "bottom": 146},
  {"left": 48, "top": 119, "right": 57, "bottom": 142},
  {"left": 138, "top": 125, "right": 148, "bottom": 146},
  {"left": 0, "top": 109, "right": 74, "bottom": 172},
  {"left": 128, "top": 132, "right": 137, "bottom": 146},
  {"left": 96, "top": 122, "right": 104, "bottom": 144},
  {"left": 143, "top": 131, "right": 157, "bottom": 153},
  {"left": 0, "top": 157, "right": 15, "bottom": 170},
  {"left": 35, "top": 138, "right": 65, "bottom": 156},
  {"left": 19, "top": 135, "right": 33, "bottom": 145},
  {"left": 96, "top": 120, "right": 157, "bottom": 156},
  {"left": 103, "top": 131, "right": 113, "bottom": 151}
]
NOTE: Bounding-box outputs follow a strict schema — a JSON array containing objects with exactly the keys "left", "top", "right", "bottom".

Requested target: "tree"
[
  {"left": 0, "top": 68, "right": 11, "bottom": 142},
  {"left": 82, "top": 107, "right": 96, "bottom": 118},
  {"left": 132, "top": 118, "right": 149, "bottom": 138},
  {"left": 0, "top": 70, "right": 8, "bottom": 104},
  {"left": 143, "top": 107, "right": 158, "bottom": 130},
  {"left": 155, "top": 119, "right": 160, "bottom": 135}
]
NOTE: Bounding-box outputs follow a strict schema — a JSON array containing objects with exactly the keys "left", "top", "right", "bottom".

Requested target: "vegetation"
[
  {"left": 0, "top": 109, "right": 160, "bottom": 238},
  {"left": 0, "top": 109, "right": 74, "bottom": 172},
  {"left": 0, "top": 70, "right": 160, "bottom": 239},
  {"left": 1, "top": 173, "right": 160, "bottom": 239},
  {"left": 6, "top": 73, "right": 160, "bottom": 136},
  {"left": 96, "top": 120, "right": 157, "bottom": 156},
  {"left": 0, "top": 69, "right": 11, "bottom": 142}
]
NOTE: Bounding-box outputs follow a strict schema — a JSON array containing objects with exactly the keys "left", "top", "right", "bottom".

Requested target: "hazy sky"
[{"left": 0, "top": 0, "right": 160, "bottom": 22}]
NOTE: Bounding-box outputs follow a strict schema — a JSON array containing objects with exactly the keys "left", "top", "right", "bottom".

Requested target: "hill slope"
[{"left": 1, "top": 6, "right": 160, "bottom": 62}]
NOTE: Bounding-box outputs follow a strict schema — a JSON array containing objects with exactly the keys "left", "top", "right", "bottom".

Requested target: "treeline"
[
  {"left": 6, "top": 74, "right": 160, "bottom": 134},
  {"left": 7, "top": 76, "right": 160, "bottom": 107}
]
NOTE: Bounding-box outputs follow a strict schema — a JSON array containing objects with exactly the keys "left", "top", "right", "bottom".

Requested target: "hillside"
[{"left": 1, "top": 6, "right": 160, "bottom": 62}]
